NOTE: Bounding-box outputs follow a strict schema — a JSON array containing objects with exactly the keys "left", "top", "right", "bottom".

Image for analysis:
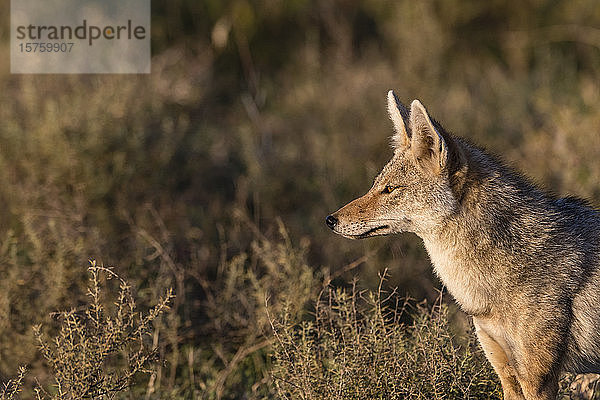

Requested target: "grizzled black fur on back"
[{"left": 328, "top": 91, "right": 600, "bottom": 399}]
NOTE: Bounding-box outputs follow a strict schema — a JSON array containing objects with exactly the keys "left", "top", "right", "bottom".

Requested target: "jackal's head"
[{"left": 326, "top": 90, "right": 466, "bottom": 238}]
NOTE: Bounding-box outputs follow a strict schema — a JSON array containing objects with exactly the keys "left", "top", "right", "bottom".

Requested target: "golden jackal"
[{"left": 326, "top": 91, "right": 600, "bottom": 400}]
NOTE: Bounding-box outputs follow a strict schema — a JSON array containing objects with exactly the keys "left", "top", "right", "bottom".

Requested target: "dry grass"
[
  {"left": 0, "top": 367, "right": 27, "bottom": 400},
  {"left": 1, "top": 0, "right": 600, "bottom": 398},
  {"left": 32, "top": 262, "right": 173, "bottom": 399},
  {"left": 269, "top": 273, "right": 501, "bottom": 400}
]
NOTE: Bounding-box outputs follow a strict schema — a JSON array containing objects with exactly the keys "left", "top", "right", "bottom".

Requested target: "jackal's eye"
[
  {"left": 382, "top": 184, "right": 406, "bottom": 194},
  {"left": 382, "top": 185, "right": 396, "bottom": 194}
]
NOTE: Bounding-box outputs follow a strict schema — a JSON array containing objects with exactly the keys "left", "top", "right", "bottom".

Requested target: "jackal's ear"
[
  {"left": 387, "top": 90, "right": 411, "bottom": 149},
  {"left": 409, "top": 100, "right": 448, "bottom": 174}
]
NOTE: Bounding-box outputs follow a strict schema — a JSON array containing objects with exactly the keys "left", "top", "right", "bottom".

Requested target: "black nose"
[{"left": 325, "top": 215, "right": 338, "bottom": 229}]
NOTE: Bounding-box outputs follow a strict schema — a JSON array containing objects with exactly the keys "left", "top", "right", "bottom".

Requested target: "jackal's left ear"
[
  {"left": 410, "top": 100, "right": 448, "bottom": 174},
  {"left": 387, "top": 90, "right": 411, "bottom": 149}
]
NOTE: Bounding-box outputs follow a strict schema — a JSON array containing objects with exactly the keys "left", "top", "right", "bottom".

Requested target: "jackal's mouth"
[{"left": 346, "top": 225, "right": 390, "bottom": 239}]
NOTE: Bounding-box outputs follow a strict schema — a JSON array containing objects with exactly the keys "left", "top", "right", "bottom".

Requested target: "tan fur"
[{"left": 326, "top": 91, "right": 600, "bottom": 399}]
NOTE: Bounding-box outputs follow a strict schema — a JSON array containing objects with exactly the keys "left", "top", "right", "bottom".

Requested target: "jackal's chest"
[{"left": 422, "top": 238, "right": 494, "bottom": 315}]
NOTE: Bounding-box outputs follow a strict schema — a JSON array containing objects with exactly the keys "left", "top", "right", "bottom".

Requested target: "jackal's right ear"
[
  {"left": 387, "top": 90, "right": 411, "bottom": 149},
  {"left": 410, "top": 100, "right": 448, "bottom": 174}
]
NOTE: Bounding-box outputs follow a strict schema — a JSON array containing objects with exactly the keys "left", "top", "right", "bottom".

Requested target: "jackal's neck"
[
  {"left": 421, "top": 141, "right": 550, "bottom": 316},
  {"left": 421, "top": 226, "right": 501, "bottom": 316}
]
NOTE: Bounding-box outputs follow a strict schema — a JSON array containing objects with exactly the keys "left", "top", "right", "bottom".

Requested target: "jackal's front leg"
[
  {"left": 512, "top": 340, "right": 560, "bottom": 400},
  {"left": 474, "top": 317, "right": 562, "bottom": 400},
  {"left": 473, "top": 319, "right": 525, "bottom": 400}
]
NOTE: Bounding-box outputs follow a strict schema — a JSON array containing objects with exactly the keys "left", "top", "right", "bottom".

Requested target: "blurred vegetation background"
[{"left": 1, "top": 0, "right": 600, "bottom": 398}]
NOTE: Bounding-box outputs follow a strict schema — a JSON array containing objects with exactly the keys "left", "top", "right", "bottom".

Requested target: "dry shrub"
[
  {"left": 32, "top": 261, "right": 173, "bottom": 400},
  {"left": 0, "top": 367, "right": 26, "bottom": 400},
  {"left": 270, "top": 272, "right": 502, "bottom": 400},
  {"left": 1, "top": 1, "right": 600, "bottom": 398},
  {"left": 195, "top": 219, "right": 321, "bottom": 399}
]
